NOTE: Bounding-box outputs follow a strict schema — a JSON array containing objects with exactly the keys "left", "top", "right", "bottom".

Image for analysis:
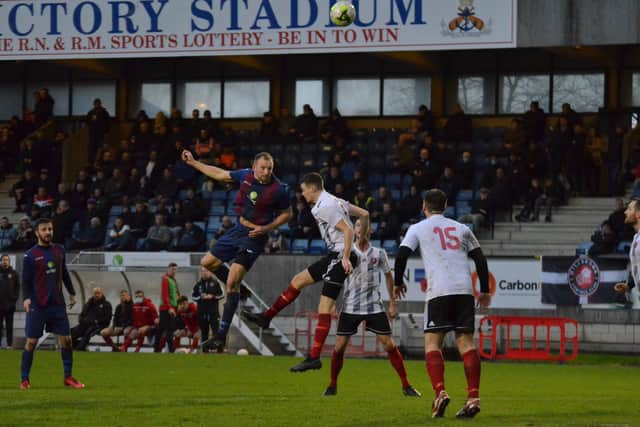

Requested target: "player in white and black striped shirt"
[
  {"left": 323, "top": 218, "right": 420, "bottom": 397},
  {"left": 614, "top": 199, "right": 640, "bottom": 299}
]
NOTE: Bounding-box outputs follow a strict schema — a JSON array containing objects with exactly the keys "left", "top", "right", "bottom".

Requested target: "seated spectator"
[
  {"left": 488, "top": 167, "right": 512, "bottom": 213},
  {"left": 140, "top": 214, "right": 173, "bottom": 251},
  {"left": 321, "top": 109, "right": 349, "bottom": 142},
  {"left": 173, "top": 296, "right": 200, "bottom": 353},
  {"left": 37, "top": 169, "right": 55, "bottom": 197},
  {"left": 71, "top": 286, "right": 112, "bottom": 351},
  {"left": 265, "top": 229, "right": 285, "bottom": 253},
  {"left": 70, "top": 182, "right": 89, "bottom": 213},
  {"left": 588, "top": 221, "right": 617, "bottom": 257},
  {"left": 200, "top": 179, "right": 216, "bottom": 199},
  {"left": 91, "top": 189, "right": 110, "bottom": 222},
  {"left": 258, "top": 111, "right": 279, "bottom": 145},
  {"left": 153, "top": 167, "right": 179, "bottom": 203},
  {"left": 202, "top": 110, "right": 218, "bottom": 138},
  {"left": 371, "top": 186, "right": 394, "bottom": 220},
  {"left": 67, "top": 217, "right": 104, "bottom": 250},
  {"left": 100, "top": 290, "right": 133, "bottom": 352},
  {"left": 19, "top": 138, "right": 36, "bottom": 172},
  {"left": 121, "top": 290, "right": 158, "bottom": 352},
  {"left": 392, "top": 138, "right": 416, "bottom": 174},
  {"left": 31, "top": 187, "right": 54, "bottom": 219},
  {"left": 215, "top": 215, "right": 235, "bottom": 240},
  {"left": 0, "top": 217, "right": 17, "bottom": 250},
  {"left": 94, "top": 150, "right": 116, "bottom": 177},
  {"left": 294, "top": 104, "right": 319, "bottom": 143},
  {"left": 181, "top": 189, "right": 208, "bottom": 222},
  {"left": 10, "top": 170, "right": 37, "bottom": 213},
  {"left": 532, "top": 178, "right": 561, "bottom": 223},
  {"left": 172, "top": 221, "right": 206, "bottom": 251},
  {"left": 105, "top": 216, "right": 133, "bottom": 251},
  {"left": 515, "top": 178, "right": 543, "bottom": 222},
  {"left": 399, "top": 185, "right": 423, "bottom": 223},
  {"left": 194, "top": 128, "right": 214, "bottom": 159},
  {"left": 143, "top": 150, "right": 162, "bottom": 189},
  {"left": 104, "top": 168, "right": 127, "bottom": 204},
  {"left": 436, "top": 167, "right": 459, "bottom": 205},
  {"left": 169, "top": 201, "right": 188, "bottom": 228},
  {"left": 608, "top": 198, "right": 635, "bottom": 242},
  {"left": 54, "top": 183, "right": 71, "bottom": 208},
  {"left": 397, "top": 105, "right": 434, "bottom": 147},
  {"left": 373, "top": 202, "right": 400, "bottom": 241},
  {"left": 119, "top": 152, "right": 134, "bottom": 177},
  {"left": 90, "top": 169, "right": 107, "bottom": 194},
  {"left": 504, "top": 118, "right": 526, "bottom": 155},
  {"left": 291, "top": 200, "right": 318, "bottom": 239},
  {"left": 130, "top": 201, "right": 153, "bottom": 239},
  {"left": 415, "top": 148, "right": 441, "bottom": 189},
  {"left": 458, "top": 188, "right": 491, "bottom": 231},
  {"left": 52, "top": 200, "right": 74, "bottom": 244},
  {"left": 444, "top": 103, "right": 472, "bottom": 144},
  {"left": 0, "top": 126, "right": 19, "bottom": 174},
  {"left": 277, "top": 106, "right": 296, "bottom": 143},
  {"left": 219, "top": 146, "right": 236, "bottom": 169},
  {"left": 584, "top": 127, "right": 604, "bottom": 196},
  {"left": 353, "top": 185, "right": 374, "bottom": 212},
  {"left": 14, "top": 217, "right": 36, "bottom": 250},
  {"left": 456, "top": 151, "right": 474, "bottom": 189},
  {"left": 433, "top": 140, "right": 455, "bottom": 169},
  {"left": 324, "top": 165, "right": 344, "bottom": 193},
  {"left": 334, "top": 182, "right": 348, "bottom": 200}
]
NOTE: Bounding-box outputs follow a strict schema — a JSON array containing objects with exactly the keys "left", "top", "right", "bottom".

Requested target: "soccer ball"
[
  {"left": 237, "top": 348, "right": 249, "bottom": 356},
  {"left": 330, "top": 1, "right": 356, "bottom": 27}
]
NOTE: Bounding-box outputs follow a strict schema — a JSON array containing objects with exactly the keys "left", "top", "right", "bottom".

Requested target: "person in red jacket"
[
  {"left": 173, "top": 296, "right": 200, "bottom": 353},
  {"left": 121, "top": 290, "right": 158, "bottom": 352}
]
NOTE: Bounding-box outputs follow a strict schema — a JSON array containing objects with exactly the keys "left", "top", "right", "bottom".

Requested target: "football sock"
[
  {"left": 265, "top": 284, "right": 300, "bottom": 319},
  {"left": 173, "top": 337, "right": 181, "bottom": 351},
  {"left": 103, "top": 335, "right": 114, "bottom": 347},
  {"left": 309, "top": 314, "right": 332, "bottom": 359},
  {"left": 121, "top": 337, "right": 133, "bottom": 351},
  {"left": 461, "top": 349, "right": 481, "bottom": 399},
  {"left": 216, "top": 292, "right": 240, "bottom": 337},
  {"left": 213, "top": 264, "right": 229, "bottom": 284},
  {"left": 21, "top": 349, "right": 34, "bottom": 381},
  {"left": 191, "top": 337, "right": 199, "bottom": 350},
  {"left": 330, "top": 350, "right": 345, "bottom": 388},
  {"left": 426, "top": 351, "right": 446, "bottom": 395},
  {"left": 135, "top": 337, "right": 144, "bottom": 352},
  {"left": 61, "top": 348, "right": 72, "bottom": 378},
  {"left": 388, "top": 346, "right": 410, "bottom": 388}
]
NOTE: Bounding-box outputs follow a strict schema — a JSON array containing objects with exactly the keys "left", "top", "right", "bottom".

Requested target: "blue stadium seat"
[
  {"left": 178, "top": 190, "right": 189, "bottom": 201},
  {"left": 211, "top": 191, "right": 227, "bottom": 203},
  {"left": 617, "top": 241, "right": 632, "bottom": 254},
  {"left": 576, "top": 242, "right": 593, "bottom": 256},
  {"left": 207, "top": 217, "right": 222, "bottom": 232},
  {"left": 193, "top": 221, "right": 206, "bottom": 231},
  {"left": 385, "top": 174, "right": 402, "bottom": 188},
  {"left": 209, "top": 205, "right": 226, "bottom": 216},
  {"left": 382, "top": 240, "right": 398, "bottom": 256},
  {"left": 390, "top": 189, "right": 401, "bottom": 201},
  {"left": 368, "top": 173, "right": 384, "bottom": 188},
  {"left": 456, "top": 202, "right": 471, "bottom": 216},
  {"left": 279, "top": 222, "right": 290, "bottom": 235},
  {"left": 370, "top": 222, "right": 379, "bottom": 233},
  {"left": 308, "top": 239, "right": 327, "bottom": 255},
  {"left": 370, "top": 239, "right": 382, "bottom": 248},
  {"left": 456, "top": 190, "right": 473, "bottom": 202},
  {"left": 443, "top": 206, "right": 456, "bottom": 219},
  {"left": 368, "top": 157, "right": 385, "bottom": 172},
  {"left": 291, "top": 239, "right": 309, "bottom": 254}
]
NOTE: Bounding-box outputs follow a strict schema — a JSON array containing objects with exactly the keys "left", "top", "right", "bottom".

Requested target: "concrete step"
[
  {"left": 567, "top": 197, "right": 619, "bottom": 208},
  {"left": 479, "top": 240, "right": 576, "bottom": 256},
  {"left": 492, "top": 229, "right": 592, "bottom": 242},
  {"left": 493, "top": 222, "right": 595, "bottom": 233}
]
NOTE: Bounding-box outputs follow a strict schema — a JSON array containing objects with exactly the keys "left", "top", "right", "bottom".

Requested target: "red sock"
[
  {"left": 160, "top": 337, "right": 166, "bottom": 351},
  {"left": 135, "top": 337, "right": 144, "bottom": 352},
  {"left": 173, "top": 337, "right": 181, "bottom": 351},
  {"left": 265, "top": 284, "right": 300, "bottom": 319},
  {"left": 330, "top": 350, "right": 344, "bottom": 388},
  {"left": 309, "top": 314, "right": 332, "bottom": 359},
  {"left": 103, "top": 335, "right": 114, "bottom": 347},
  {"left": 191, "top": 337, "right": 199, "bottom": 350},
  {"left": 388, "top": 346, "right": 410, "bottom": 388},
  {"left": 121, "top": 337, "right": 133, "bottom": 352},
  {"left": 462, "top": 349, "right": 481, "bottom": 399},
  {"left": 426, "top": 351, "right": 446, "bottom": 395}
]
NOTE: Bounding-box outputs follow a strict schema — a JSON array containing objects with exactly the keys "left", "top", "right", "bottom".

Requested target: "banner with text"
[
  {"left": 0, "top": 0, "right": 517, "bottom": 60},
  {"left": 385, "top": 257, "right": 550, "bottom": 310},
  {"left": 105, "top": 252, "right": 191, "bottom": 269}
]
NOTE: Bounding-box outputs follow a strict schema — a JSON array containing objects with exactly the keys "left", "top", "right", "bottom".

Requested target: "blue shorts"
[
  {"left": 210, "top": 224, "right": 267, "bottom": 270},
  {"left": 25, "top": 306, "right": 71, "bottom": 338}
]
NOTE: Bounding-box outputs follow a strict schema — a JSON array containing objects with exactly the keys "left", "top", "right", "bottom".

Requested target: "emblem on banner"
[
  {"left": 441, "top": 0, "right": 492, "bottom": 37},
  {"left": 567, "top": 256, "right": 600, "bottom": 298}
]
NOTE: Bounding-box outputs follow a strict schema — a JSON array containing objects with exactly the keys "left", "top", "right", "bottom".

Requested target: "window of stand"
[
  {"left": 333, "top": 78, "right": 381, "bottom": 116},
  {"left": 499, "top": 74, "right": 550, "bottom": 114},
  {"left": 632, "top": 72, "right": 640, "bottom": 107},
  {"left": 552, "top": 73, "right": 604, "bottom": 113},
  {"left": 140, "top": 82, "right": 171, "bottom": 117},
  {"left": 177, "top": 82, "right": 222, "bottom": 118},
  {"left": 457, "top": 76, "right": 494, "bottom": 115},
  {"left": 223, "top": 81, "right": 270, "bottom": 118},
  {"left": 383, "top": 77, "right": 431, "bottom": 116},
  {"left": 72, "top": 81, "right": 117, "bottom": 116},
  {"left": 0, "top": 84, "right": 23, "bottom": 120},
  {"left": 295, "top": 80, "right": 329, "bottom": 116}
]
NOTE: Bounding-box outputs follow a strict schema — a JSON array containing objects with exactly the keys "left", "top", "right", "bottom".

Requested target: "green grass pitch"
[{"left": 0, "top": 351, "right": 638, "bottom": 426}]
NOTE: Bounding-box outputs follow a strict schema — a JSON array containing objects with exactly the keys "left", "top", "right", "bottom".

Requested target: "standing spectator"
[
  {"left": 458, "top": 188, "right": 491, "bottom": 231},
  {"left": 192, "top": 266, "right": 224, "bottom": 345},
  {"left": 154, "top": 263, "right": 180, "bottom": 353},
  {"left": 322, "top": 109, "right": 349, "bottom": 141},
  {"left": 100, "top": 290, "right": 133, "bottom": 352},
  {"left": 140, "top": 214, "right": 173, "bottom": 251},
  {"left": 522, "top": 101, "right": 546, "bottom": 144},
  {"left": 34, "top": 88, "right": 54, "bottom": 126},
  {"left": 14, "top": 217, "right": 36, "bottom": 250},
  {"left": 444, "top": 103, "right": 472, "bottom": 144},
  {"left": 294, "top": 104, "right": 319, "bottom": 143},
  {"left": 584, "top": 127, "right": 604, "bottom": 196},
  {"left": 560, "top": 103, "right": 581, "bottom": 129},
  {"left": 0, "top": 217, "right": 17, "bottom": 250},
  {"left": 416, "top": 148, "right": 441, "bottom": 190},
  {"left": 121, "top": 290, "right": 158, "bottom": 352},
  {"left": 105, "top": 216, "right": 133, "bottom": 251},
  {"left": 550, "top": 116, "right": 572, "bottom": 176},
  {"left": 488, "top": 167, "right": 512, "bottom": 214},
  {"left": 0, "top": 255, "right": 19, "bottom": 349},
  {"left": 10, "top": 170, "right": 37, "bottom": 213},
  {"left": 173, "top": 296, "right": 200, "bottom": 353},
  {"left": 70, "top": 287, "right": 112, "bottom": 351},
  {"left": 504, "top": 119, "right": 526, "bottom": 155},
  {"left": 277, "top": 107, "right": 296, "bottom": 143},
  {"left": 258, "top": 111, "right": 279, "bottom": 145},
  {"left": 202, "top": 110, "right": 219, "bottom": 137},
  {"left": 456, "top": 151, "right": 475, "bottom": 190},
  {"left": 515, "top": 178, "right": 543, "bottom": 222},
  {"left": 532, "top": 178, "right": 560, "bottom": 223},
  {"left": 86, "top": 98, "right": 111, "bottom": 162}
]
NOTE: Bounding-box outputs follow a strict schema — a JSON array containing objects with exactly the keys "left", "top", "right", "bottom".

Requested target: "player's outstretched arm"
[
  {"left": 247, "top": 207, "right": 293, "bottom": 238},
  {"left": 393, "top": 245, "right": 412, "bottom": 300},
  {"left": 347, "top": 203, "right": 370, "bottom": 237},
  {"left": 182, "top": 150, "right": 233, "bottom": 183},
  {"left": 469, "top": 248, "right": 491, "bottom": 308}
]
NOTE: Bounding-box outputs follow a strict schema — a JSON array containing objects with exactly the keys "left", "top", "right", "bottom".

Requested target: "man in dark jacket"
[
  {"left": 86, "top": 98, "right": 111, "bottom": 163},
  {"left": 71, "top": 287, "right": 112, "bottom": 351},
  {"left": 100, "top": 290, "right": 133, "bottom": 352},
  {"left": 192, "top": 267, "right": 224, "bottom": 345},
  {"left": 0, "top": 255, "right": 19, "bottom": 348}
]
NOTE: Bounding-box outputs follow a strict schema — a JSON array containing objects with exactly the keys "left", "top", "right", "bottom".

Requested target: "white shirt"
[
  {"left": 400, "top": 214, "right": 480, "bottom": 302},
  {"left": 311, "top": 191, "right": 352, "bottom": 253},
  {"left": 629, "top": 232, "right": 640, "bottom": 287},
  {"left": 342, "top": 244, "right": 391, "bottom": 315}
]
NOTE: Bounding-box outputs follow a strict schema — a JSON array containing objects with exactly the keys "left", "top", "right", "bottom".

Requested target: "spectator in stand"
[
  {"left": 214, "top": 215, "right": 234, "bottom": 241},
  {"left": 294, "top": 104, "right": 319, "bottom": 143},
  {"left": 202, "top": 110, "right": 218, "bottom": 137},
  {"left": 436, "top": 166, "right": 459, "bottom": 205},
  {"left": 71, "top": 286, "right": 112, "bottom": 351},
  {"left": 49, "top": 130, "right": 66, "bottom": 183},
  {"left": 0, "top": 254, "right": 19, "bottom": 349},
  {"left": 100, "top": 290, "right": 133, "bottom": 352},
  {"left": 155, "top": 263, "right": 180, "bottom": 353},
  {"left": 105, "top": 216, "right": 133, "bottom": 251},
  {"left": 515, "top": 178, "right": 543, "bottom": 222},
  {"left": 14, "top": 217, "right": 36, "bottom": 250},
  {"left": 194, "top": 128, "right": 214, "bottom": 160},
  {"left": 153, "top": 112, "right": 167, "bottom": 135},
  {"left": 524, "top": 142, "right": 547, "bottom": 180},
  {"left": 560, "top": 103, "right": 581, "bottom": 129},
  {"left": 506, "top": 152, "right": 529, "bottom": 203},
  {"left": 181, "top": 189, "right": 207, "bottom": 222},
  {"left": 353, "top": 185, "right": 374, "bottom": 212},
  {"left": 153, "top": 167, "right": 179, "bottom": 203},
  {"left": 192, "top": 266, "right": 224, "bottom": 345},
  {"left": 324, "top": 165, "right": 344, "bottom": 194},
  {"left": 172, "top": 221, "right": 206, "bottom": 252},
  {"left": 19, "top": 138, "right": 35, "bottom": 172},
  {"left": 522, "top": 101, "right": 546, "bottom": 144},
  {"left": 398, "top": 105, "right": 434, "bottom": 147},
  {"left": 374, "top": 202, "right": 400, "bottom": 241},
  {"left": 504, "top": 118, "right": 526, "bottom": 155},
  {"left": 588, "top": 221, "right": 617, "bottom": 257},
  {"left": 86, "top": 98, "right": 111, "bottom": 162},
  {"left": 371, "top": 186, "right": 394, "bottom": 221},
  {"left": 550, "top": 116, "right": 572, "bottom": 177},
  {"left": 290, "top": 199, "right": 318, "bottom": 239},
  {"left": 220, "top": 146, "right": 236, "bottom": 169},
  {"left": 433, "top": 140, "right": 456, "bottom": 169},
  {"left": 258, "top": 111, "right": 279, "bottom": 145},
  {"left": 125, "top": 168, "right": 144, "bottom": 199},
  {"left": 173, "top": 296, "right": 200, "bottom": 353},
  {"left": 130, "top": 201, "right": 153, "bottom": 240},
  {"left": 118, "top": 152, "right": 134, "bottom": 177},
  {"left": 0, "top": 217, "right": 17, "bottom": 250},
  {"left": 52, "top": 200, "right": 74, "bottom": 244},
  {"left": 608, "top": 126, "right": 625, "bottom": 196},
  {"left": 277, "top": 106, "right": 296, "bottom": 143},
  {"left": 140, "top": 214, "right": 173, "bottom": 251},
  {"left": 393, "top": 138, "right": 415, "bottom": 175},
  {"left": 265, "top": 229, "right": 285, "bottom": 254},
  {"left": 0, "top": 126, "right": 19, "bottom": 174},
  {"left": 36, "top": 169, "right": 55, "bottom": 198},
  {"left": 458, "top": 188, "right": 491, "bottom": 231},
  {"left": 104, "top": 168, "right": 127, "bottom": 204},
  {"left": 121, "top": 290, "right": 158, "bottom": 352},
  {"left": 70, "top": 182, "right": 89, "bottom": 214},
  {"left": 31, "top": 187, "right": 54, "bottom": 219},
  {"left": 34, "top": 88, "right": 54, "bottom": 126},
  {"left": 531, "top": 177, "right": 561, "bottom": 223},
  {"left": 399, "top": 185, "right": 422, "bottom": 224},
  {"left": 444, "top": 103, "right": 472, "bottom": 144},
  {"left": 456, "top": 151, "right": 475, "bottom": 189},
  {"left": 10, "top": 170, "right": 36, "bottom": 213},
  {"left": 90, "top": 169, "right": 107, "bottom": 194},
  {"left": 416, "top": 148, "right": 441, "bottom": 189},
  {"left": 186, "top": 109, "right": 201, "bottom": 142},
  {"left": 345, "top": 169, "right": 366, "bottom": 201},
  {"left": 67, "top": 217, "right": 104, "bottom": 250},
  {"left": 584, "top": 127, "right": 604, "bottom": 196},
  {"left": 567, "top": 124, "right": 586, "bottom": 196},
  {"left": 143, "top": 150, "right": 162, "bottom": 190},
  {"left": 488, "top": 167, "right": 512, "bottom": 214},
  {"left": 321, "top": 109, "right": 349, "bottom": 142},
  {"left": 607, "top": 198, "right": 635, "bottom": 243},
  {"left": 54, "top": 183, "right": 71, "bottom": 209},
  {"left": 95, "top": 150, "right": 116, "bottom": 178}
]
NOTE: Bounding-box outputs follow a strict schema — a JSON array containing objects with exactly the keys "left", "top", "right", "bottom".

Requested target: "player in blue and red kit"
[
  {"left": 20, "top": 218, "right": 84, "bottom": 390},
  {"left": 182, "top": 150, "right": 292, "bottom": 352}
]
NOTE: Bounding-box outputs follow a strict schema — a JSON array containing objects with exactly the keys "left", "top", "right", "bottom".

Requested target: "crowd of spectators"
[{"left": 2, "top": 88, "right": 640, "bottom": 254}]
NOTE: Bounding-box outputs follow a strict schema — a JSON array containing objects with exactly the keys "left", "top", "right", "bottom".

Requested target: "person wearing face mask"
[
  {"left": 70, "top": 286, "right": 112, "bottom": 351},
  {"left": 121, "top": 290, "right": 158, "bottom": 352},
  {"left": 100, "top": 290, "right": 133, "bottom": 352}
]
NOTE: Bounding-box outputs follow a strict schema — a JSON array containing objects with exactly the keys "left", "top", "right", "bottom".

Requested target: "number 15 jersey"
[{"left": 399, "top": 214, "right": 480, "bottom": 302}]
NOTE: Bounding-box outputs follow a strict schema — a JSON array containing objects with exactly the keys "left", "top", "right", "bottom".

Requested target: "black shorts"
[
  {"left": 307, "top": 251, "right": 359, "bottom": 300},
  {"left": 337, "top": 312, "right": 392, "bottom": 336},
  {"left": 423, "top": 294, "right": 475, "bottom": 334}
]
